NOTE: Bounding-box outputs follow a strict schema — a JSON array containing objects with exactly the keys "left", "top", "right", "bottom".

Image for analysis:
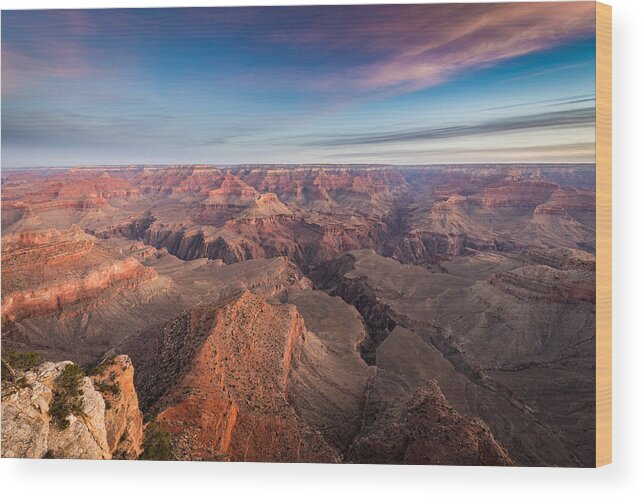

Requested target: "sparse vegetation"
[
  {"left": 1, "top": 351, "right": 41, "bottom": 396},
  {"left": 86, "top": 355, "right": 121, "bottom": 405},
  {"left": 85, "top": 355, "right": 117, "bottom": 377},
  {"left": 94, "top": 379, "right": 121, "bottom": 397},
  {"left": 139, "top": 421, "right": 174, "bottom": 461},
  {"left": 1, "top": 371, "right": 30, "bottom": 398},
  {"left": 2, "top": 350, "right": 41, "bottom": 372},
  {"left": 119, "top": 428, "right": 129, "bottom": 443},
  {"left": 49, "top": 364, "right": 86, "bottom": 430}
]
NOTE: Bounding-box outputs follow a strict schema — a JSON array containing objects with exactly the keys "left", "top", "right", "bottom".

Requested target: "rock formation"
[
  {"left": 121, "top": 291, "right": 339, "bottom": 462},
  {"left": 1, "top": 357, "right": 143, "bottom": 459},
  {"left": 89, "top": 355, "right": 144, "bottom": 459},
  {"left": 349, "top": 380, "right": 513, "bottom": 465},
  {"left": 239, "top": 193, "right": 293, "bottom": 219},
  {"left": 204, "top": 172, "right": 259, "bottom": 207},
  {"left": 1, "top": 227, "right": 158, "bottom": 323}
]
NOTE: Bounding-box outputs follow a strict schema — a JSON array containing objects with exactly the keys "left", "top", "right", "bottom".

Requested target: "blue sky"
[{"left": 1, "top": 3, "right": 596, "bottom": 167}]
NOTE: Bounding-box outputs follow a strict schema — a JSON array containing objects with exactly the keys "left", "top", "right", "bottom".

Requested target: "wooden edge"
[{"left": 596, "top": 0, "right": 612, "bottom": 468}]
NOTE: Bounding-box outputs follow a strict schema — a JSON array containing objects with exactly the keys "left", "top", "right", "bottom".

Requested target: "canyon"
[{"left": 1, "top": 163, "right": 596, "bottom": 466}]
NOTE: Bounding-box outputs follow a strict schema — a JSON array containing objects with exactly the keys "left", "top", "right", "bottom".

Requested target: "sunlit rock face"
[
  {"left": 89, "top": 355, "right": 144, "bottom": 459},
  {"left": 121, "top": 291, "right": 340, "bottom": 462}
]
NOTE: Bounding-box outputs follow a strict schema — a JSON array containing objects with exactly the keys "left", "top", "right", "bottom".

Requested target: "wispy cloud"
[
  {"left": 2, "top": 3, "right": 596, "bottom": 95},
  {"left": 1, "top": 47, "right": 97, "bottom": 95},
  {"left": 319, "top": 141, "right": 595, "bottom": 164},
  {"left": 306, "top": 107, "right": 596, "bottom": 147},
  {"left": 287, "top": 2, "right": 596, "bottom": 92},
  {"left": 481, "top": 94, "right": 596, "bottom": 112}
]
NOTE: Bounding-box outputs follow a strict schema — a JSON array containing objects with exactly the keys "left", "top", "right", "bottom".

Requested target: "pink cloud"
[
  {"left": 290, "top": 2, "right": 596, "bottom": 92},
  {"left": 1, "top": 3, "right": 596, "bottom": 97},
  {"left": 1, "top": 45, "right": 98, "bottom": 96}
]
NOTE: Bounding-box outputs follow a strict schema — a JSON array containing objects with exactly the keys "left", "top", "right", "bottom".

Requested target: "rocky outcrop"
[
  {"left": 1, "top": 357, "right": 143, "bottom": 460},
  {"left": 88, "top": 212, "right": 155, "bottom": 240},
  {"left": 239, "top": 193, "right": 293, "bottom": 219},
  {"left": 534, "top": 186, "right": 596, "bottom": 214},
  {"left": 490, "top": 264, "right": 595, "bottom": 303},
  {"left": 197, "top": 173, "right": 259, "bottom": 224},
  {"left": 2, "top": 361, "right": 110, "bottom": 459},
  {"left": 489, "top": 248, "right": 596, "bottom": 303},
  {"left": 141, "top": 224, "right": 254, "bottom": 263},
  {"left": 394, "top": 230, "right": 466, "bottom": 264},
  {"left": 203, "top": 172, "right": 259, "bottom": 213},
  {"left": 524, "top": 247, "right": 596, "bottom": 271},
  {"left": 349, "top": 380, "right": 513, "bottom": 465},
  {"left": 1, "top": 226, "right": 95, "bottom": 271},
  {"left": 3, "top": 199, "right": 109, "bottom": 218},
  {"left": 139, "top": 214, "right": 387, "bottom": 271},
  {"left": 122, "top": 291, "right": 338, "bottom": 462},
  {"left": 469, "top": 179, "right": 558, "bottom": 208},
  {"left": 90, "top": 355, "right": 144, "bottom": 459},
  {"left": 204, "top": 172, "right": 259, "bottom": 207}
]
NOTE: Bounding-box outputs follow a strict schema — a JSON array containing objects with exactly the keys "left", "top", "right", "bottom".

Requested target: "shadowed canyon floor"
[{"left": 1, "top": 164, "right": 595, "bottom": 465}]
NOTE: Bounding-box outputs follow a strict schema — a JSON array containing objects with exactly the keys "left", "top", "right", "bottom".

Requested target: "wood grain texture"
[{"left": 596, "top": 1, "right": 612, "bottom": 467}]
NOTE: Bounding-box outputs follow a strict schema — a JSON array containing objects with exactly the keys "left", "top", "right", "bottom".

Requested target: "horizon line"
[{"left": 1, "top": 161, "right": 597, "bottom": 171}]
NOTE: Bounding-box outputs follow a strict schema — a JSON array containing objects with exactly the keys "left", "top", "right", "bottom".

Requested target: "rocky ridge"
[
  {"left": 1, "top": 355, "right": 142, "bottom": 459},
  {"left": 121, "top": 291, "right": 339, "bottom": 462}
]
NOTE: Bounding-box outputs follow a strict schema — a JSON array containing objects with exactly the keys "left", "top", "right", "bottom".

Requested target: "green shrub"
[
  {"left": 94, "top": 380, "right": 120, "bottom": 397},
  {"left": 57, "top": 364, "right": 84, "bottom": 392},
  {"left": 139, "top": 422, "right": 174, "bottom": 461},
  {"left": 49, "top": 364, "right": 85, "bottom": 430},
  {"left": 85, "top": 355, "right": 117, "bottom": 377},
  {"left": 2, "top": 351, "right": 41, "bottom": 372},
  {"left": 2, "top": 351, "right": 41, "bottom": 397}
]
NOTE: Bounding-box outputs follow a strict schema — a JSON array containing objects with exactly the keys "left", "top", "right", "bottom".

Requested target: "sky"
[{"left": 1, "top": 3, "right": 597, "bottom": 167}]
